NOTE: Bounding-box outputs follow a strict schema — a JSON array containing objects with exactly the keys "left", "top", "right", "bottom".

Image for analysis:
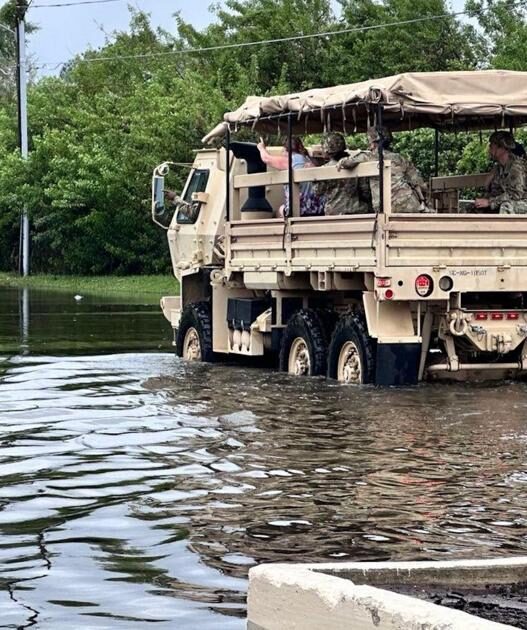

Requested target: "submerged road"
[{"left": 0, "top": 287, "right": 527, "bottom": 629}]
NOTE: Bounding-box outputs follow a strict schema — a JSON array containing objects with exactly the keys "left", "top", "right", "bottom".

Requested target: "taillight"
[
  {"left": 475, "top": 313, "right": 488, "bottom": 320},
  {"left": 376, "top": 277, "right": 391, "bottom": 287},
  {"left": 385, "top": 289, "right": 394, "bottom": 300},
  {"left": 491, "top": 313, "right": 504, "bottom": 320},
  {"left": 507, "top": 313, "right": 519, "bottom": 320},
  {"left": 415, "top": 274, "right": 433, "bottom": 297}
]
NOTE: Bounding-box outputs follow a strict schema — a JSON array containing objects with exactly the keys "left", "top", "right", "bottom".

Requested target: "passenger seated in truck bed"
[
  {"left": 474, "top": 131, "right": 527, "bottom": 214},
  {"left": 313, "top": 133, "right": 371, "bottom": 215},
  {"left": 337, "top": 127, "right": 431, "bottom": 213}
]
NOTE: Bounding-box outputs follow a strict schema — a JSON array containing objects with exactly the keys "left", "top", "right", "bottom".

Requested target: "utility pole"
[{"left": 15, "top": 0, "right": 29, "bottom": 276}]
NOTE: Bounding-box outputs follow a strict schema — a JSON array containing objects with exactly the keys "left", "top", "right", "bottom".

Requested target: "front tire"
[
  {"left": 176, "top": 302, "right": 214, "bottom": 363},
  {"left": 279, "top": 309, "right": 327, "bottom": 376},
  {"left": 327, "top": 312, "right": 376, "bottom": 384}
]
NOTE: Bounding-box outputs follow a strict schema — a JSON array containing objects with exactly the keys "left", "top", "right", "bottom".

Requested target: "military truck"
[{"left": 152, "top": 70, "right": 527, "bottom": 386}]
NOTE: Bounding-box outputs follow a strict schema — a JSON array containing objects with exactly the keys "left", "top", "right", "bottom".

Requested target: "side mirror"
[{"left": 152, "top": 175, "right": 165, "bottom": 216}]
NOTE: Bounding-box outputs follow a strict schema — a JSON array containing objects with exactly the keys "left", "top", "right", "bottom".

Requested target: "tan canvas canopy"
[{"left": 203, "top": 70, "right": 527, "bottom": 143}]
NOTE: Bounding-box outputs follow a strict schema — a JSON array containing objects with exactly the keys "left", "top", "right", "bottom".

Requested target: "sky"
[
  {"left": 27, "top": 0, "right": 217, "bottom": 73},
  {"left": 26, "top": 0, "right": 468, "bottom": 76}
]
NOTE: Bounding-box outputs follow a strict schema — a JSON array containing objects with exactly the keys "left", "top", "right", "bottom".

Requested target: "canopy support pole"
[
  {"left": 225, "top": 126, "right": 231, "bottom": 221},
  {"left": 376, "top": 103, "right": 385, "bottom": 214},
  {"left": 287, "top": 113, "right": 293, "bottom": 217},
  {"left": 434, "top": 129, "right": 440, "bottom": 177}
]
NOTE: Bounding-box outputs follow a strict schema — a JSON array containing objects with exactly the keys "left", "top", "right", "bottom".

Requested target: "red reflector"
[
  {"left": 415, "top": 274, "right": 433, "bottom": 297},
  {"left": 475, "top": 313, "right": 488, "bottom": 320},
  {"left": 491, "top": 313, "right": 504, "bottom": 320},
  {"left": 376, "top": 277, "right": 391, "bottom": 287},
  {"left": 507, "top": 313, "right": 520, "bottom": 320},
  {"left": 385, "top": 289, "right": 394, "bottom": 300}
]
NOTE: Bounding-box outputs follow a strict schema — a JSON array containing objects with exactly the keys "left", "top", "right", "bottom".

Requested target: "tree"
[
  {"left": 0, "top": 0, "right": 37, "bottom": 103},
  {"left": 467, "top": 0, "right": 527, "bottom": 70},
  {"left": 334, "top": 0, "right": 484, "bottom": 82},
  {"left": 175, "top": 0, "right": 338, "bottom": 97},
  {"left": 0, "top": 10, "right": 228, "bottom": 274}
]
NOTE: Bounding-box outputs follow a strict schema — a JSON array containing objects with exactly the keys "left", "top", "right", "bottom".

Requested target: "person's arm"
[
  {"left": 257, "top": 141, "right": 288, "bottom": 170},
  {"left": 477, "top": 161, "right": 524, "bottom": 210}
]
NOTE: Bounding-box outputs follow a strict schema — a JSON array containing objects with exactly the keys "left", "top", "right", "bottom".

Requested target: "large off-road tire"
[
  {"left": 327, "top": 312, "right": 376, "bottom": 384},
  {"left": 176, "top": 302, "right": 214, "bottom": 363},
  {"left": 279, "top": 309, "right": 328, "bottom": 376}
]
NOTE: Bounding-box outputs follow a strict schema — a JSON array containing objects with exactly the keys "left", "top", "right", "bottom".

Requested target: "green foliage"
[
  {"left": 328, "top": 0, "right": 484, "bottom": 81},
  {"left": 394, "top": 129, "right": 491, "bottom": 179},
  {"left": 466, "top": 0, "right": 527, "bottom": 70},
  {"left": 0, "top": 2, "right": 525, "bottom": 275},
  {"left": 0, "top": 9, "right": 227, "bottom": 274},
  {"left": 176, "top": 0, "right": 338, "bottom": 95}
]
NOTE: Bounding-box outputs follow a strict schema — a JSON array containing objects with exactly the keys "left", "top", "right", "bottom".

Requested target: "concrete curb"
[{"left": 247, "top": 558, "right": 527, "bottom": 629}]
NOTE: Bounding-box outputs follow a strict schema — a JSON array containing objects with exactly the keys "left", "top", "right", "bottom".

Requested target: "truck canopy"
[{"left": 203, "top": 70, "right": 527, "bottom": 142}]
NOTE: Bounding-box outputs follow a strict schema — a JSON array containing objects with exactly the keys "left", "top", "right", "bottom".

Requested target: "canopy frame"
[{"left": 203, "top": 71, "right": 527, "bottom": 144}]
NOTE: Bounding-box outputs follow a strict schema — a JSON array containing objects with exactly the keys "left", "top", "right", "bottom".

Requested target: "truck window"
[{"left": 177, "top": 169, "right": 210, "bottom": 225}]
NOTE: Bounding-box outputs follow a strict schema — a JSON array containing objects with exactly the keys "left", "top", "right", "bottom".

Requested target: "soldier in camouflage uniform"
[
  {"left": 314, "top": 133, "right": 371, "bottom": 215},
  {"left": 475, "top": 131, "right": 527, "bottom": 214},
  {"left": 337, "top": 127, "right": 430, "bottom": 213}
]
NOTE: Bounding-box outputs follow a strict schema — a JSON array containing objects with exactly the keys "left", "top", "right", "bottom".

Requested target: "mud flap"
[{"left": 375, "top": 342, "right": 421, "bottom": 386}]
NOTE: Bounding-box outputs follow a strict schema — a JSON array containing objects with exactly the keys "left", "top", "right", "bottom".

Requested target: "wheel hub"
[
  {"left": 338, "top": 341, "right": 362, "bottom": 384},
  {"left": 183, "top": 327, "right": 201, "bottom": 361},
  {"left": 288, "top": 337, "right": 311, "bottom": 376}
]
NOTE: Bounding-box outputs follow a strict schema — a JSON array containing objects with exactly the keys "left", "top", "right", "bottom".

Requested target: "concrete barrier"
[{"left": 247, "top": 557, "right": 527, "bottom": 629}]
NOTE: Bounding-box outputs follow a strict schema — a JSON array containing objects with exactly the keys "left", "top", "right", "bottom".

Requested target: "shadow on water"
[{"left": 1, "top": 288, "right": 527, "bottom": 628}]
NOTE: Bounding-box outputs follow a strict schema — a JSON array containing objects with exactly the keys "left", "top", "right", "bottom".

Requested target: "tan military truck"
[{"left": 152, "top": 70, "right": 527, "bottom": 386}]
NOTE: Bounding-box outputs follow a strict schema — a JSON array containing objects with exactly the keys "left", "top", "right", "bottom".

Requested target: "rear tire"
[
  {"left": 176, "top": 302, "right": 214, "bottom": 363},
  {"left": 327, "top": 312, "right": 376, "bottom": 384},
  {"left": 279, "top": 309, "right": 327, "bottom": 376}
]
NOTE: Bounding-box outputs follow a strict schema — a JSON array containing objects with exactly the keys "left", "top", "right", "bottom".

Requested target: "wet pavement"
[{"left": 1, "top": 287, "right": 527, "bottom": 629}]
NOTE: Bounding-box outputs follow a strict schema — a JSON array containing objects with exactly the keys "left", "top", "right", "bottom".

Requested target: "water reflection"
[
  {"left": 0, "top": 287, "right": 170, "bottom": 355},
  {"left": 1, "top": 288, "right": 527, "bottom": 628}
]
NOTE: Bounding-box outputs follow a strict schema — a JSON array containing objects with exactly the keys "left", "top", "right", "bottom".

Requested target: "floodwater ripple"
[{"left": 0, "top": 292, "right": 527, "bottom": 628}]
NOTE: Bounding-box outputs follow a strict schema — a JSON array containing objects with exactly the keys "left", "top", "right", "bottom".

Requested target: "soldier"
[
  {"left": 475, "top": 131, "right": 527, "bottom": 214},
  {"left": 337, "top": 126, "right": 429, "bottom": 213},
  {"left": 314, "top": 132, "right": 371, "bottom": 215}
]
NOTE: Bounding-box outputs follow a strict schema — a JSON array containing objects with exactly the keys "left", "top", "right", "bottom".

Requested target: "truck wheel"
[
  {"left": 176, "top": 302, "right": 214, "bottom": 363},
  {"left": 327, "top": 312, "right": 375, "bottom": 384},
  {"left": 279, "top": 309, "right": 327, "bottom": 376}
]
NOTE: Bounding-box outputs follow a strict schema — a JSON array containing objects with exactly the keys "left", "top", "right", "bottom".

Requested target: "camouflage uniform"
[
  {"left": 314, "top": 133, "right": 371, "bottom": 215},
  {"left": 486, "top": 155, "right": 527, "bottom": 214},
  {"left": 338, "top": 149, "right": 427, "bottom": 213},
  {"left": 485, "top": 131, "right": 527, "bottom": 214}
]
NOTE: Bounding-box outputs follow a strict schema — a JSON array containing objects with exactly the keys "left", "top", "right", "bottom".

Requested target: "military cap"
[
  {"left": 367, "top": 125, "right": 393, "bottom": 145},
  {"left": 322, "top": 132, "right": 346, "bottom": 156},
  {"left": 489, "top": 131, "right": 516, "bottom": 151}
]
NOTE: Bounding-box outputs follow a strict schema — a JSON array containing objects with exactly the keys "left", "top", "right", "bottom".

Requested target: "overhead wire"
[
  {"left": 12, "top": 0, "right": 527, "bottom": 71},
  {"left": 31, "top": 0, "right": 125, "bottom": 8},
  {"left": 31, "top": 0, "right": 527, "bottom": 70}
]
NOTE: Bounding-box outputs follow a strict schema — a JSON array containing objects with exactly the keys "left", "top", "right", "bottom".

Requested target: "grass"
[{"left": 0, "top": 273, "right": 180, "bottom": 297}]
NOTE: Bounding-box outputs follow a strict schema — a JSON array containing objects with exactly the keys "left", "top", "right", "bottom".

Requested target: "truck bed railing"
[
  {"left": 226, "top": 215, "right": 378, "bottom": 273},
  {"left": 385, "top": 214, "right": 527, "bottom": 267},
  {"left": 232, "top": 161, "right": 389, "bottom": 219}
]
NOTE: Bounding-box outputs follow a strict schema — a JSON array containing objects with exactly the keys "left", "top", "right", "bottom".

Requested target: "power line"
[
  {"left": 27, "top": 0, "right": 527, "bottom": 70},
  {"left": 31, "top": 0, "right": 123, "bottom": 8}
]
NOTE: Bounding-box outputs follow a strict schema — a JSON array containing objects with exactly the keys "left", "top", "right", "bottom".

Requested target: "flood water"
[{"left": 1, "top": 286, "right": 527, "bottom": 629}]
